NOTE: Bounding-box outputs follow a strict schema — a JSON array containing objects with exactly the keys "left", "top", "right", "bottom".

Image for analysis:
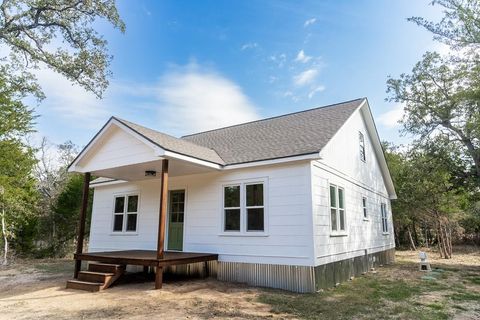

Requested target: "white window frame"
[
  {"left": 111, "top": 193, "right": 140, "bottom": 234},
  {"left": 362, "top": 196, "right": 368, "bottom": 220},
  {"left": 359, "top": 131, "right": 366, "bottom": 162},
  {"left": 381, "top": 203, "right": 388, "bottom": 234},
  {"left": 220, "top": 178, "right": 268, "bottom": 236},
  {"left": 329, "top": 184, "right": 347, "bottom": 236}
]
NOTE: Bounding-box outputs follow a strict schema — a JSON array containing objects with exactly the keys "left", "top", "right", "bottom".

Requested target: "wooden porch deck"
[{"left": 75, "top": 250, "right": 219, "bottom": 267}]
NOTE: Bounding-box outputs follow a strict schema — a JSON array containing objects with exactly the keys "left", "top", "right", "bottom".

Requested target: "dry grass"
[
  {"left": 259, "top": 246, "right": 480, "bottom": 320},
  {"left": 0, "top": 246, "right": 478, "bottom": 319}
]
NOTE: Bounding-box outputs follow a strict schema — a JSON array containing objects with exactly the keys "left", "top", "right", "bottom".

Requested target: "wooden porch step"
[
  {"left": 78, "top": 271, "right": 115, "bottom": 283},
  {"left": 67, "top": 263, "right": 125, "bottom": 292},
  {"left": 88, "top": 263, "right": 124, "bottom": 273},
  {"left": 66, "top": 280, "right": 103, "bottom": 292}
]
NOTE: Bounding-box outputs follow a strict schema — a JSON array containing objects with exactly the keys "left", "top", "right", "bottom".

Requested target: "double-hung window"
[
  {"left": 381, "top": 203, "right": 388, "bottom": 233},
  {"left": 113, "top": 194, "right": 139, "bottom": 233},
  {"left": 330, "top": 184, "right": 346, "bottom": 233},
  {"left": 359, "top": 132, "right": 366, "bottom": 162},
  {"left": 362, "top": 197, "right": 368, "bottom": 219},
  {"left": 223, "top": 181, "right": 265, "bottom": 233}
]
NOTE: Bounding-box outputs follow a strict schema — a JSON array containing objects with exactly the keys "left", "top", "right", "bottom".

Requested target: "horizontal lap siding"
[
  {"left": 311, "top": 110, "right": 395, "bottom": 267},
  {"left": 89, "top": 161, "right": 315, "bottom": 266}
]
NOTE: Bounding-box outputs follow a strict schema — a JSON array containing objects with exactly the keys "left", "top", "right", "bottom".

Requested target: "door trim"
[{"left": 166, "top": 188, "right": 186, "bottom": 251}]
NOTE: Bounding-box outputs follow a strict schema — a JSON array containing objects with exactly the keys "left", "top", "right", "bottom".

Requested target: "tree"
[
  {"left": 48, "top": 173, "right": 92, "bottom": 257},
  {"left": 0, "top": 139, "right": 38, "bottom": 264},
  {"left": 0, "top": 73, "right": 38, "bottom": 265},
  {"left": 34, "top": 138, "right": 83, "bottom": 257},
  {"left": 409, "top": 0, "right": 480, "bottom": 49},
  {"left": 0, "top": 0, "right": 125, "bottom": 98},
  {"left": 385, "top": 143, "right": 467, "bottom": 258},
  {"left": 386, "top": 51, "right": 480, "bottom": 183}
]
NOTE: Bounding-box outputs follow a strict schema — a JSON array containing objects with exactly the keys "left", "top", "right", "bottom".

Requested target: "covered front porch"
[{"left": 67, "top": 118, "right": 225, "bottom": 290}]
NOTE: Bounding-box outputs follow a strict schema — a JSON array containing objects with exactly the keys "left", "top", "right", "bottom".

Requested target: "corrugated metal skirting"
[
  {"left": 217, "top": 262, "right": 316, "bottom": 293},
  {"left": 162, "top": 249, "right": 395, "bottom": 293}
]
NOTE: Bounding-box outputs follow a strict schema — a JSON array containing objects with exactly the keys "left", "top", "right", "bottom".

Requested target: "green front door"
[{"left": 167, "top": 190, "right": 185, "bottom": 251}]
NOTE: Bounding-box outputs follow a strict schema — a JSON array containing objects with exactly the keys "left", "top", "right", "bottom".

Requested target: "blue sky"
[{"left": 34, "top": 0, "right": 445, "bottom": 148}]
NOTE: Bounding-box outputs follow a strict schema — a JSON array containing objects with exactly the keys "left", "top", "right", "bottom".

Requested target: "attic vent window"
[{"left": 359, "top": 132, "right": 366, "bottom": 162}]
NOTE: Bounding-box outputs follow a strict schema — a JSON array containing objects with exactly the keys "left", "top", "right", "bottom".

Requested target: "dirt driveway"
[{"left": 0, "top": 263, "right": 285, "bottom": 320}]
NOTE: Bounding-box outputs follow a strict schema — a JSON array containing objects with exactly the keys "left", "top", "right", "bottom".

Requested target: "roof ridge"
[{"left": 181, "top": 97, "right": 366, "bottom": 138}]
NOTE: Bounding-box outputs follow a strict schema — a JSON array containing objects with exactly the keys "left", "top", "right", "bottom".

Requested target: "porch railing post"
[
  {"left": 74, "top": 172, "right": 91, "bottom": 278},
  {"left": 156, "top": 159, "right": 169, "bottom": 289}
]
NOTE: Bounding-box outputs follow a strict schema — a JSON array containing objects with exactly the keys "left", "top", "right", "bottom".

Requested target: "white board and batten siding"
[
  {"left": 89, "top": 161, "right": 316, "bottom": 267},
  {"left": 311, "top": 108, "right": 395, "bottom": 266}
]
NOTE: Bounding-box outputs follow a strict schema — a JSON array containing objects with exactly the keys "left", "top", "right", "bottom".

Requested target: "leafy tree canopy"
[
  {"left": 409, "top": 0, "right": 480, "bottom": 49},
  {"left": 387, "top": 51, "right": 480, "bottom": 181},
  {"left": 0, "top": 0, "right": 125, "bottom": 98}
]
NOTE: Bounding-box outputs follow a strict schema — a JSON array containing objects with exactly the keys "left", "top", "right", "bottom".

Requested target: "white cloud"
[
  {"left": 294, "top": 50, "right": 312, "bottom": 63},
  {"left": 304, "top": 18, "right": 317, "bottom": 27},
  {"left": 34, "top": 62, "right": 259, "bottom": 136},
  {"left": 241, "top": 42, "right": 258, "bottom": 50},
  {"left": 308, "top": 85, "right": 325, "bottom": 99},
  {"left": 293, "top": 68, "right": 319, "bottom": 86},
  {"left": 35, "top": 68, "right": 111, "bottom": 128},
  {"left": 378, "top": 103, "right": 405, "bottom": 128},
  {"left": 154, "top": 64, "right": 259, "bottom": 134}
]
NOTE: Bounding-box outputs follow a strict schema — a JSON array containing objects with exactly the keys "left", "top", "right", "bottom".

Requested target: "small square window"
[
  {"left": 113, "top": 194, "right": 139, "bottom": 232},
  {"left": 222, "top": 182, "right": 266, "bottom": 233}
]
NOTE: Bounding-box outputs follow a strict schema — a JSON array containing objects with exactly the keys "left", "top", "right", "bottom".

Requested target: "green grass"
[
  {"left": 257, "top": 263, "right": 479, "bottom": 320},
  {"left": 450, "top": 291, "right": 480, "bottom": 302}
]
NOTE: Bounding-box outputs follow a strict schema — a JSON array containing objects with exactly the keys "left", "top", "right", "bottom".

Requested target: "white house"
[{"left": 66, "top": 98, "right": 396, "bottom": 293}]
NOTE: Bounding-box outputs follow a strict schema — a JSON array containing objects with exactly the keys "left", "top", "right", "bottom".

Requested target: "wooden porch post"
[
  {"left": 155, "top": 159, "right": 169, "bottom": 289},
  {"left": 74, "top": 172, "right": 91, "bottom": 279}
]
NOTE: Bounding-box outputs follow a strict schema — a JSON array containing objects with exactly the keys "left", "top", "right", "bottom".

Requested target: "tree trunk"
[
  {"left": 408, "top": 227, "right": 417, "bottom": 251},
  {"left": 437, "top": 220, "right": 451, "bottom": 259},
  {"left": 424, "top": 225, "right": 429, "bottom": 248},
  {"left": 436, "top": 220, "right": 446, "bottom": 258},
  {"left": 1, "top": 207, "right": 7, "bottom": 266},
  {"left": 412, "top": 220, "right": 419, "bottom": 246},
  {"left": 394, "top": 227, "right": 401, "bottom": 248},
  {"left": 444, "top": 224, "right": 453, "bottom": 258}
]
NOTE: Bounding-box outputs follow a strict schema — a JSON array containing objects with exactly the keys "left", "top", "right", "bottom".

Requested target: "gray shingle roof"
[
  {"left": 114, "top": 98, "right": 364, "bottom": 166},
  {"left": 115, "top": 118, "right": 225, "bottom": 165},
  {"left": 181, "top": 98, "right": 364, "bottom": 165}
]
